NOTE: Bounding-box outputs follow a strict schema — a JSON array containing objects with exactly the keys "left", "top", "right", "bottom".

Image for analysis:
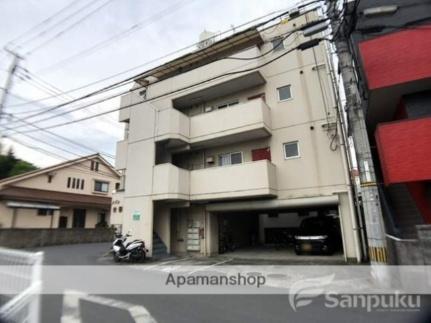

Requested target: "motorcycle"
[{"left": 111, "top": 232, "right": 148, "bottom": 262}]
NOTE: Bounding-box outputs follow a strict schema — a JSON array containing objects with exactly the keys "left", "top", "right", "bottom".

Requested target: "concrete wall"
[
  {"left": 0, "top": 204, "right": 106, "bottom": 229},
  {"left": 0, "top": 228, "right": 113, "bottom": 249}
]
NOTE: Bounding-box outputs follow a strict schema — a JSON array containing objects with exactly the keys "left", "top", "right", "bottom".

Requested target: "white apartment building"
[{"left": 113, "top": 12, "right": 362, "bottom": 262}]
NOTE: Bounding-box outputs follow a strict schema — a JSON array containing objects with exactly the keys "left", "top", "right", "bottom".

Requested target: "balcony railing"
[
  {"left": 152, "top": 163, "right": 190, "bottom": 201},
  {"left": 155, "top": 98, "right": 271, "bottom": 148},
  {"left": 152, "top": 160, "right": 277, "bottom": 201}
]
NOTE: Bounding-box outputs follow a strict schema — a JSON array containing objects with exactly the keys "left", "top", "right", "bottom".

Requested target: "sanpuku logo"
[
  {"left": 288, "top": 275, "right": 421, "bottom": 312},
  {"left": 288, "top": 274, "right": 335, "bottom": 311}
]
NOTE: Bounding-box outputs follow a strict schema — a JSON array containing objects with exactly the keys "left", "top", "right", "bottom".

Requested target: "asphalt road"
[{"left": 34, "top": 243, "right": 431, "bottom": 323}]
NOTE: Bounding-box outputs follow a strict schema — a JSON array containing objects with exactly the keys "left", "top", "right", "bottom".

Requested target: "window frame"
[
  {"left": 283, "top": 141, "right": 300, "bottom": 160},
  {"left": 37, "top": 209, "right": 54, "bottom": 216},
  {"left": 277, "top": 84, "right": 292, "bottom": 102},
  {"left": 216, "top": 99, "right": 239, "bottom": 110},
  {"left": 94, "top": 180, "right": 110, "bottom": 193},
  {"left": 218, "top": 151, "right": 243, "bottom": 166}
]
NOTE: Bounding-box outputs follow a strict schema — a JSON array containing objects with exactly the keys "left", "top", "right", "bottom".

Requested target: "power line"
[
  {"left": 9, "top": 12, "right": 301, "bottom": 128},
  {"left": 5, "top": 0, "right": 86, "bottom": 49},
  {"left": 25, "top": 0, "right": 116, "bottom": 55},
  {"left": 7, "top": 7, "right": 292, "bottom": 109},
  {"left": 4, "top": 112, "right": 115, "bottom": 159},
  {"left": 16, "top": 67, "right": 120, "bottom": 126},
  {"left": 17, "top": 38, "right": 324, "bottom": 133},
  {"left": 9, "top": 7, "right": 325, "bottom": 133},
  {"left": 38, "top": 0, "right": 197, "bottom": 74}
]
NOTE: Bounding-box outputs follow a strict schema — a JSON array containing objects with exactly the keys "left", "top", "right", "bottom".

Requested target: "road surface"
[{"left": 33, "top": 243, "right": 431, "bottom": 323}]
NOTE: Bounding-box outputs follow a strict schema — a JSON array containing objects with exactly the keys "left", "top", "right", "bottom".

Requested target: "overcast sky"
[{"left": 0, "top": 0, "right": 298, "bottom": 168}]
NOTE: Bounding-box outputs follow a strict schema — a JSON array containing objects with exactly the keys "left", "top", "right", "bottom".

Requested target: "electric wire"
[
  {"left": 8, "top": 9, "right": 322, "bottom": 130},
  {"left": 5, "top": 0, "right": 87, "bottom": 49},
  {"left": 6, "top": 4, "right": 307, "bottom": 109},
  {"left": 18, "top": 38, "right": 325, "bottom": 133},
  {"left": 37, "top": 0, "right": 197, "bottom": 74}
]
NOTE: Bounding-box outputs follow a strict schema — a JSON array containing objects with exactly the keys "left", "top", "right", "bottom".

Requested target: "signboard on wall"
[{"left": 132, "top": 211, "right": 141, "bottom": 221}]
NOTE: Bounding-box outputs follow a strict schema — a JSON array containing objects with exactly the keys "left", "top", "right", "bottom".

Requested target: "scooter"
[{"left": 111, "top": 232, "right": 148, "bottom": 262}]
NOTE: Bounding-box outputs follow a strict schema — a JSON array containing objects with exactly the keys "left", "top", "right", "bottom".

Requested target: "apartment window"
[
  {"left": 218, "top": 152, "right": 243, "bottom": 166},
  {"left": 115, "top": 182, "right": 120, "bottom": 190},
  {"left": 283, "top": 141, "right": 300, "bottom": 159},
  {"left": 119, "top": 206, "right": 123, "bottom": 213},
  {"left": 81, "top": 179, "right": 85, "bottom": 190},
  {"left": 95, "top": 162, "right": 99, "bottom": 172},
  {"left": 67, "top": 177, "right": 71, "bottom": 188},
  {"left": 72, "top": 178, "right": 76, "bottom": 189},
  {"left": 76, "top": 179, "right": 80, "bottom": 189},
  {"left": 217, "top": 100, "right": 239, "bottom": 110},
  {"left": 37, "top": 209, "right": 54, "bottom": 216},
  {"left": 47, "top": 175, "right": 53, "bottom": 183},
  {"left": 94, "top": 180, "right": 109, "bottom": 193},
  {"left": 90, "top": 161, "right": 95, "bottom": 170},
  {"left": 277, "top": 85, "right": 292, "bottom": 101},
  {"left": 113, "top": 207, "right": 117, "bottom": 213},
  {"left": 271, "top": 37, "right": 284, "bottom": 51}
]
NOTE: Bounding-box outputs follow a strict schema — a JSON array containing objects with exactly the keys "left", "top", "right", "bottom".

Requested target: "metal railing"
[{"left": 0, "top": 247, "right": 43, "bottom": 323}]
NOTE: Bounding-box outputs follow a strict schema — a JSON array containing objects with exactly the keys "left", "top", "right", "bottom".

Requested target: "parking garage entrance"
[{"left": 216, "top": 206, "right": 345, "bottom": 261}]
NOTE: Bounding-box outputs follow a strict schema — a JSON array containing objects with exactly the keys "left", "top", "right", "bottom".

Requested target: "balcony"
[
  {"left": 152, "top": 163, "right": 190, "bottom": 201},
  {"left": 152, "top": 160, "right": 277, "bottom": 202},
  {"left": 190, "top": 160, "right": 277, "bottom": 201},
  {"left": 148, "top": 46, "right": 264, "bottom": 100},
  {"left": 155, "top": 98, "right": 271, "bottom": 149},
  {"left": 115, "top": 140, "right": 128, "bottom": 169}
]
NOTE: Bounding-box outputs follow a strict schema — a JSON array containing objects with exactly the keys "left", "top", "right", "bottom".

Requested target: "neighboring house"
[
  {"left": 0, "top": 154, "right": 120, "bottom": 229},
  {"left": 113, "top": 10, "right": 362, "bottom": 262}
]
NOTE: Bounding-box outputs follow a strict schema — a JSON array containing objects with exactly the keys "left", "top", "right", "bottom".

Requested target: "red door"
[{"left": 252, "top": 147, "right": 271, "bottom": 161}]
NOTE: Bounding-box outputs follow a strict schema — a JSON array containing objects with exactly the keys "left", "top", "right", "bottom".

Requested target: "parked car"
[{"left": 294, "top": 216, "right": 342, "bottom": 255}]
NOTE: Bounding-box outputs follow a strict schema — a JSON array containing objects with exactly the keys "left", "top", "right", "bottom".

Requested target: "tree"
[{"left": 0, "top": 148, "right": 38, "bottom": 179}]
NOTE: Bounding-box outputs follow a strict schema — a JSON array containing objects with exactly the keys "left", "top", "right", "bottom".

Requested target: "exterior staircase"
[
  {"left": 152, "top": 232, "right": 169, "bottom": 259},
  {"left": 385, "top": 184, "right": 424, "bottom": 238}
]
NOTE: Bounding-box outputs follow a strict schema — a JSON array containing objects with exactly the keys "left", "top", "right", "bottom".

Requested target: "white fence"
[{"left": 0, "top": 248, "right": 43, "bottom": 323}]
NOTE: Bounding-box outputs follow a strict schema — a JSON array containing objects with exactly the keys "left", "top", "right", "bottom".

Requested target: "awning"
[{"left": 6, "top": 201, "right": 60, "bottom": 210}]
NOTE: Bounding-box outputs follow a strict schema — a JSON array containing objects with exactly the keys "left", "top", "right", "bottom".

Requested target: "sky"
[{"left": 0, "top": 0, "right": 300, "bottom": 168}]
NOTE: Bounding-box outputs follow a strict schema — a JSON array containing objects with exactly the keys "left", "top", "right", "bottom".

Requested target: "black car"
[{"left": 294, "top": 216, "right": 342, "bottom": 255}]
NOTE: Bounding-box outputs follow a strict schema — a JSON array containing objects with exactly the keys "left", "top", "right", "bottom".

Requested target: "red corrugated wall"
[
  {"left": 375, "top": 117, "right": 431, "bottom": 185},
  {"left": 359, "top": 25, "right": 431, "bottom": 90}
]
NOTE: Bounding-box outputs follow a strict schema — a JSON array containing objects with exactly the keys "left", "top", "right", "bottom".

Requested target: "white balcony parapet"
[
  {"left": 152, "top": 160, "right": 277, "bottom": 201},
  {"left": 152, "top": 163, "right": 190, "bottom": 201},
  {"left": 190, "top": 160, "right": 277, "bottom": 201},
  {"left": 155, "top": 98, "right": 271, "bottom": 147},
  {"left": 115, "top": 140, "right": 128, "bottom": 170}
]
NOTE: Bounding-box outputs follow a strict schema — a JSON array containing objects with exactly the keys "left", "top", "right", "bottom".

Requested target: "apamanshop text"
[{"left": 166, "top": 273, "right": 266, "bottom": 288}]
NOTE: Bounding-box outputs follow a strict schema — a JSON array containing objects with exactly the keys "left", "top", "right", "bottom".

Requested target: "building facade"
[
  {"left": 114, "top": 12, "right": 362, "bottom": 261},
  {"left": 0, "top": 154, "right": 120, "bottom": 229},
  {"left": 349, "top": 0, "right": 431, "bottom": 239}
]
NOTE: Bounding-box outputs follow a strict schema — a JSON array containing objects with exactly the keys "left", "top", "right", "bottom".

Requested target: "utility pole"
[
  {"left": 325, "top": 1, "right": 388, "bottom": 267},
  {"left": 0, "top": 49, "right": 21, "bottom": 154}
]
